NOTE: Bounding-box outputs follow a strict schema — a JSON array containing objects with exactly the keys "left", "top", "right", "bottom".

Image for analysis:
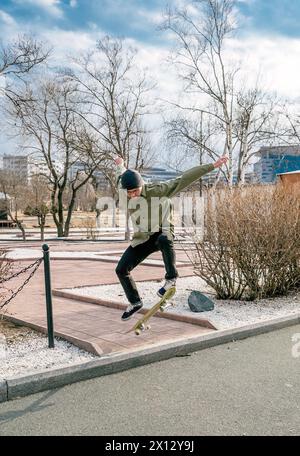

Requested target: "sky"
[
  {"left": 0, "top": 0, "right": 300, "bottom": 42},
  {"left": 1, "top": 0, "right": 300, "bottom": 42},
  {"left": 1, "top": 0, "right": 300, "bottom": 160}
]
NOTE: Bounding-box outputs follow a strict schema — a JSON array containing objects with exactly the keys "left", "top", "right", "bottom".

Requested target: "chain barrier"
[
  {"left": 0, "top": 258, "right": 43, "bottom": 285},
  {"left": 0, "top": 258, "right": 43, "bottom": 309}
]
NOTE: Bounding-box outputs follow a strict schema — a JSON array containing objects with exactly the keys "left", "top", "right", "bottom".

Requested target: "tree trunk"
[
  {"left": 239, "top": 164, "right": 246, "bottom": 186},
  {"left": 39, "top": 215, "right": 45, "bottom": 241},
  {"left": 226, "top": 122, "right": 234, "bottom": 187},
  {"left": 112, "top": 202, "right": 116, "bottom": 228},
  {"left": 51, "top": 187, "right": 63, "bottom": 237},
  {"left": 237, "top": 134, "right": 248, "bottom": 186},
  {"left": 63, "top": 191, "right": 76, "bottom": 237},
  {"left": 237, "top": 143, "right": 244, "bottom": 185},
  {"left": 16, "top": 221, "right": 26, "bottom": 241},
  {"left": 96, "top": 209, "right": 101, "bottom": 230},
  {"left": 57, "top": 190, "right": 64, "bottom": 235},
  {"left": 7, "top": 206, "right": 26, "bottom": 240}
]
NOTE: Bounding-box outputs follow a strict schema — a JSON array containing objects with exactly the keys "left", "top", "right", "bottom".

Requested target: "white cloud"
[
  {"left": 41, "top": 28, "right": 97, "bottom": 61},
  {"left": 0, "top": 10, "right": 17, "bottom": 26},
  {"left": 225, "top": 34, "right": 300, "bottom": 98},
  {"left": 13, "top": 0, "right": 63, "bottom": 18},
  {"left": 2, "top": 5, "right": 300, "bottom": 103},
  {"left": 137, "top": 9, "right": 163, "bottom": 26},
  {"left": 39, "top": 27, "right": 300, "bottom": 101},
  {"left": 70, "top": 0, "right": 77, "bottom": 7}
]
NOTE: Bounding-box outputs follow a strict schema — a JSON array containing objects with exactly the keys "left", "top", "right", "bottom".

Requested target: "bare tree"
[
  {"left": 70, "top": 36, "right": 156, "bottom": 238},
  {"left": 0, "top": 34, "right": 50, "bottom": 101},
  {"left": 24, "top": 175, "right": 50, "bottom": 241},
  {"left": 165, "top": 111, "right": 221, "bottom": 191},
  {"left": 71, "top": 36, "right": 155, "bottom": 171},
  {"left": 73, "top": 37, "right": 154, "bottom": 162},
  {"left": 73, "top": 173, "right": 96, "bottom": 211},
  {"left": 161, "top": 0, "right": 236, "bottom": 184},
  {"left": 278, "top": 106, "right": 300, "bottom": 146},
  {"left": 5, "top": 76, "right": 107, "bottom": 237},
  {"left": 0, "top": 170, "right": 28, "bottom": 240},
  {"left": 233, "top": 87, "right": 278, "bottom": 184},
  {"left": 162, "top": 1, "right": 280, "bottom": 186}
]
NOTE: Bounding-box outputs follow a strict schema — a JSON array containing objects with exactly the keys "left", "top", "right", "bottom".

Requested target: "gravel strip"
[
  {"left": 0, "top": 325, "right": 96, "bottom": 380},
  {"left": 63, "top": 276, "right": 300, "bottom": 330}
]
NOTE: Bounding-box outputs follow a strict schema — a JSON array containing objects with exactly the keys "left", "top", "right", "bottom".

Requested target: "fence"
[{"left": 0, "top": 244, "right": 54, "bottom": 348}]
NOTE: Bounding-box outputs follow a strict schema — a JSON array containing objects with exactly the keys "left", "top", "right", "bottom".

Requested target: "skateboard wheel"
[
  {"left": 146, "top": 325, "right": 151, "bottom": 330},
  {"left": 135, "top": 329, "right": 141, "bottom": 335},
  {"left": 140, "top": 323, "right": 146, "bottom": 331}
]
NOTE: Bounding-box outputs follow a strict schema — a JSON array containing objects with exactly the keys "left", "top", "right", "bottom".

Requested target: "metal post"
[{"left": 42, "top": 244, "right": 54, "bottom": 348}]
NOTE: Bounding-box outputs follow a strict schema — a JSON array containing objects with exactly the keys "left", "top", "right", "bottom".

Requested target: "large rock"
[{"left": 188, "top": 291, "right": 215, "bottom": 312}]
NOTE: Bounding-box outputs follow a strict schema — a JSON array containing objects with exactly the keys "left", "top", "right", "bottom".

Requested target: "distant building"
[
  {"left": 70, "top": 162, "right": 258, "bottom": 194},
  {"left": 68, "top": 162, "right": 86, "bottom": 180},
  {"left": 253, "top": 146, "right": 300, "bottom": 183},
  {"left": 141, "top": 167, "right": 180, "bottom": 183},
  {"left": 2, "top": 154, "right": 63, "bottom": 182},
  {"left": 69, "top": 164, "right": 182, "bottom": 193},
  {"left": 3, "top": 154, "right": 28, "bottom": 180},
  {"left": 144, "top": 165, "right": 256, "bottom": 188},
  {"left": 68, "top": 163, "right": 111, "bottom": 193},
  {"left": 29, "top": 160, "right": 51, "bottom": 177}
]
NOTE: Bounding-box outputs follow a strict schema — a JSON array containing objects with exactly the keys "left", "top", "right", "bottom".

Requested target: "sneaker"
[
  {"left": 121, "top": 301, "right": 143, "bottom": 321},
  {"left": 157, "top": 279, "right": 176, "bottom": 298}
]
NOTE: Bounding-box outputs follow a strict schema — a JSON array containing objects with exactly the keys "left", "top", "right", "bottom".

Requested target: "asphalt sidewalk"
[{"left": 0, "top": 324, "right": 299, "bottom": 436}]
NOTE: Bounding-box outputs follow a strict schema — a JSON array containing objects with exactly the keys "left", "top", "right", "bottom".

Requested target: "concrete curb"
[{"left": 1, "top": 312, "right": 299, "bottom": 403}]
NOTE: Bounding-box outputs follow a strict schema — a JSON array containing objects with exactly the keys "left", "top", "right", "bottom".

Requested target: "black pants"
[{"left": 115, "top": 232, "right": 178, "bottom": 304}]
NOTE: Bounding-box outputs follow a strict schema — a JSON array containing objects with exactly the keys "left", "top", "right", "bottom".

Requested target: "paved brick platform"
[{"left": 2, "top": 241, "right": 215, "bottom": 356}]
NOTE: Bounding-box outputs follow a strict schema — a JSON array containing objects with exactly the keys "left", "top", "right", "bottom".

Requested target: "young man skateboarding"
[{"left": 114, "top": 155, "right": 228, "bottom": 320}]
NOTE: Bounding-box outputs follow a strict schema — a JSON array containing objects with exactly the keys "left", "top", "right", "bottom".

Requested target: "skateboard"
[{"left": 127, "top": 287, "right": 176, "bottom": 335}]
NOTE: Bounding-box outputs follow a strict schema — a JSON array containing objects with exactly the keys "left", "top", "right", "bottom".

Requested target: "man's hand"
[
  {"left": 114, "top": 156, "right": 124, "bottom": 166},
  {"left": 213, "top": 155, "right": 229, "bottom": 169}
]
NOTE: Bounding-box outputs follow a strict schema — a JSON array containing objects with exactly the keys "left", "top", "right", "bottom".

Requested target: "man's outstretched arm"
[
  {"left": 114, "top": 156, "right": 127, "bottom": 192},
  {"left": 149, "top": 155, "right": 229, "bottom": 198}
]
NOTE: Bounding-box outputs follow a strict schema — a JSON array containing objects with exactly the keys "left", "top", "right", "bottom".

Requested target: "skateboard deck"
[{"left": 127, "top": 286, "right": 176, "bottom": 335}]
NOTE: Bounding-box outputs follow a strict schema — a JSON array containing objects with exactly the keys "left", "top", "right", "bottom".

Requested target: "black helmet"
[{"left": 121, "top": 169, "right": 143, "bottom": 190}]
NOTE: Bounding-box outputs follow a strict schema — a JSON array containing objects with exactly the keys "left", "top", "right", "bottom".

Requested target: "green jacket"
[{"left": 116, "top": 163, "right": 215, "bottom": 247}]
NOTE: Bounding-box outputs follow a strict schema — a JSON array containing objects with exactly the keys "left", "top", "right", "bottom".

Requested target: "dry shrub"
[
  {"left": 187, "top": 185, "right": 300, "bottom": 300},
  {"left": 77, "top": 217, "right": 98, "bottom": 240}
]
